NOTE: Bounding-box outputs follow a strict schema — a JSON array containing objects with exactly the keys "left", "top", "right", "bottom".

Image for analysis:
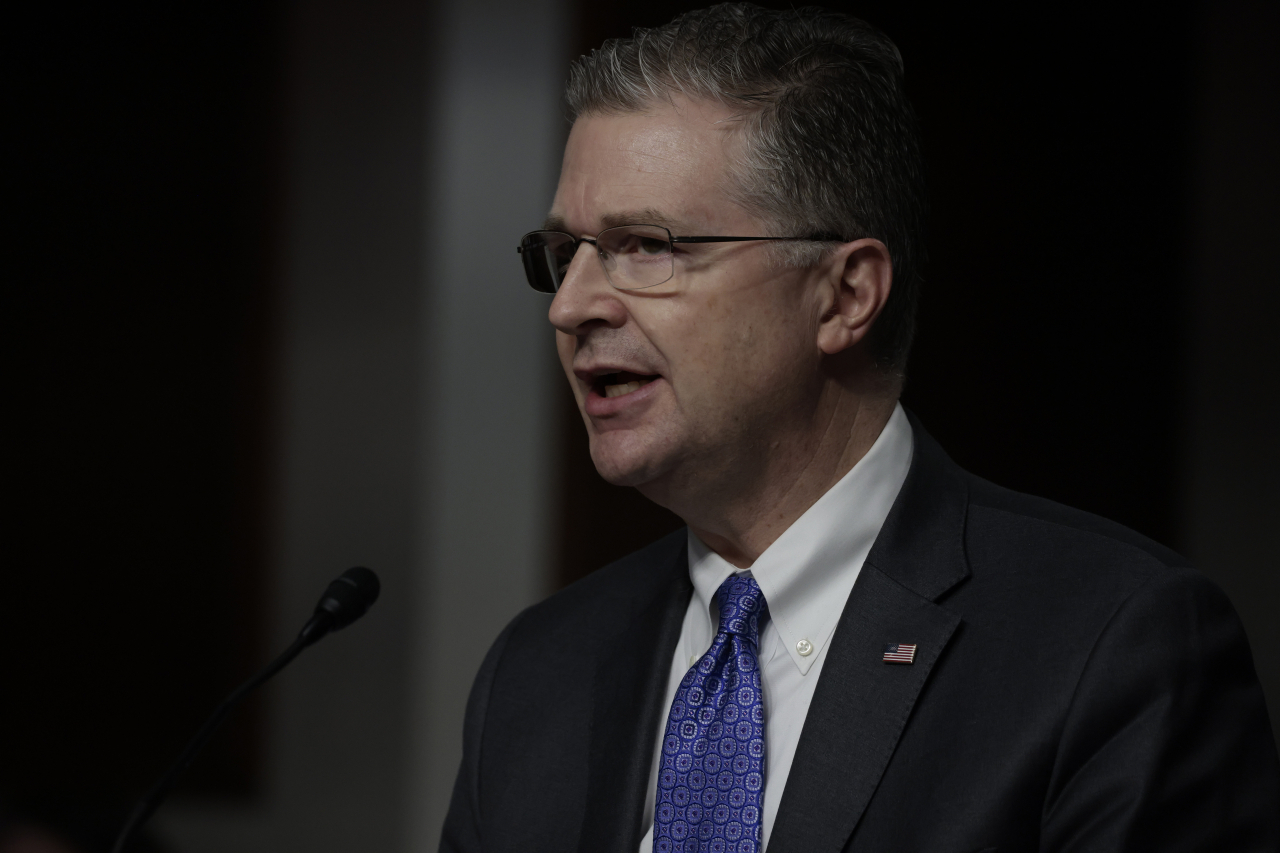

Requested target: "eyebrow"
[{"left": 542, "top": 208, "right": 691, "bottom": 235}]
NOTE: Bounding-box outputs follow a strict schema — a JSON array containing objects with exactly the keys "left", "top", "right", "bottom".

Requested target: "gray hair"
[{"left": 565, "top": 3, "right": 927, "bottom": 372}]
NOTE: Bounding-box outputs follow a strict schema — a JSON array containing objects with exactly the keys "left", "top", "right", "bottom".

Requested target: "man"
[{"left": 442, "top": 5, "right": 1280, "bottom": 851}]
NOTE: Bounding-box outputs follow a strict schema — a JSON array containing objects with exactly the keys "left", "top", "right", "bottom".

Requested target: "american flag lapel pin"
[{"left": 883, "top": 643, "right": 917, "bottom": 664}]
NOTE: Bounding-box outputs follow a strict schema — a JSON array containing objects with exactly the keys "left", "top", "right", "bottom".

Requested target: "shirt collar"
[{"left": 687, "top": 403, "right": 914, "bottom": 675}]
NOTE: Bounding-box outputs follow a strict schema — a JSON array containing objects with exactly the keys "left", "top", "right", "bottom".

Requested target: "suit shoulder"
[
  {"left": 507, "top": 527, "right": 688, "bottom": 642},
  {"left": 965, "top": 472, "right": 1187, "bottom": 573},
  {"left": 950, "top": 474, "right": 1250, "bottom": 705},
  {"left": 955, "top": 473, "right": 1215, "bottom": 627}
]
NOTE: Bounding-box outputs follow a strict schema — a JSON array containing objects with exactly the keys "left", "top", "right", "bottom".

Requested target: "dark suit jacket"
[{"left": 441, "top": 419, "right": 1280, "bottom": 852}]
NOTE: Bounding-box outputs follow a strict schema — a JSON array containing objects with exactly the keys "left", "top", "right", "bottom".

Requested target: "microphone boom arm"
[{"left": 111, "top": 567, "right": 379, "bottom": 853}]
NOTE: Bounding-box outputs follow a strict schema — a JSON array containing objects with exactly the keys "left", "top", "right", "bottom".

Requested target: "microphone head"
[{"left": 313, "top": 566, "right": 381, "bottom": 632}]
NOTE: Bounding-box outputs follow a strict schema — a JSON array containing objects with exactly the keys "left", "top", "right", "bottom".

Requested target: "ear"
[{"left": 815, "top": 238, "right": 893, "bottom": 356}]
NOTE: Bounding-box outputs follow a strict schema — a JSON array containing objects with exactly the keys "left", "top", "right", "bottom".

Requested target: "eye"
[
  {"left": 609, "top": 232, "right": 671, "bottom": 257},
  {"left": 637, "top": 236, "right": 669, "bottom": 256}
]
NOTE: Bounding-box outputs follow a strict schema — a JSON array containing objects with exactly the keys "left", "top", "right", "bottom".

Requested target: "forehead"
[{"left": 549, "top": 99, "right": 753, "bottom": 235}]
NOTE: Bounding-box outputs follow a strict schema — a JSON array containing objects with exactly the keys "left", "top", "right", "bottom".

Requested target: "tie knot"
[{"left": 716, "top": 575, "right": 768, "bottom": 639}]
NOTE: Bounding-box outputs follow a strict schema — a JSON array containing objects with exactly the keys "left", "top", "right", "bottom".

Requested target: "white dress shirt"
[{"left": 637, "top": 403, "right": 914, "bottom": 852}]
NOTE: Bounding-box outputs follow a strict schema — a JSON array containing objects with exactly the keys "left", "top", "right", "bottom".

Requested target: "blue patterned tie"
[{"left": 654, "top": 575, "right": 769, "bottom": 853}]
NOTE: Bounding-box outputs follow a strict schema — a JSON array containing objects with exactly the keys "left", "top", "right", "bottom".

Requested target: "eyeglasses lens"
[
  {"left": 520, "top": 226, "right": 675, "bottom": 292},
  {"left": 597, "top": 225, "right": 674, "bottom": 290},
  {"left": 520, "top": 232, "right": 575, "bottom": 293}
]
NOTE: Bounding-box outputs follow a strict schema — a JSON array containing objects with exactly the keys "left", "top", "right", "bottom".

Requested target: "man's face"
[{"left": 547, "top": 99, "right": 829, "bottom": 507}]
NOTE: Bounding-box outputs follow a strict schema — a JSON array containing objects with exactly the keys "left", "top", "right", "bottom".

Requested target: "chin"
[
  {"left": 589, "top": 448, "right": 658, "bottom": 488},
  {"left": 588, "top": 431, "right": 671, "bottom": 489}
]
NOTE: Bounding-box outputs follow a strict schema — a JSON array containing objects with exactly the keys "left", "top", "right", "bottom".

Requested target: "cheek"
[
  {"left": 709, "top": 287, "right": 804, "bottom": 360},
  {"left": 690, "top": 298, "right": 815, "bottom": 412},
  {"left": 666, "top": 301, "right": 779, "bottom": 401}
]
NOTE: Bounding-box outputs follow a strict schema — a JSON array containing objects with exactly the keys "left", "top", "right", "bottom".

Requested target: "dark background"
[
  {"left": 6, "top": 2, "right": 282, "bottom": 811},
  {"left": 5, "top": 0, "right": 1276, "bottom": 825}
]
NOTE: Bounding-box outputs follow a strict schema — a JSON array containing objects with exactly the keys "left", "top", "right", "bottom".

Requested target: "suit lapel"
[
  {"left": 769, "top": 417, "right": 971, "bottom": 853},
  {"left": 768, "top": 567, "right": 961, "bottom": 852},
  {"left": 577, "top": 540, "right": 693, "bottom": 853}
]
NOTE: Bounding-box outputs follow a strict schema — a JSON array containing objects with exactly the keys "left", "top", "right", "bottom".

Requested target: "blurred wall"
[
  {"left": 158, "top": 0, "right": 565, "bottom": 850},
  {"left": 405, "top": 0, "right": 566, "bottom": 846}
]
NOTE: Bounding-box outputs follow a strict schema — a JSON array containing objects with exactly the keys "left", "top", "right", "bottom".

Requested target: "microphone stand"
[{"left": 112, "top": 568, "right": 378, "bottom": 853}]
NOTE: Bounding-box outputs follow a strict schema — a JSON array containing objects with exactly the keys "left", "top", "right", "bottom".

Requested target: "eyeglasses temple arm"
[{"left": 671, "top": 235, "right": 839, "bottom": 244}]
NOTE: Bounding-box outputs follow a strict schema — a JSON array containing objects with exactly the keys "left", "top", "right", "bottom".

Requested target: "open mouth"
[{"left": 595, "top": 370, "right": 660, "bottom": 399}]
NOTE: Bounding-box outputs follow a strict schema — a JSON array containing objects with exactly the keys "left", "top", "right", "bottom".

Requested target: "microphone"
[
  {"left": 300, "top": 565, "right": 381, "bottom": 645},
  {"left": 111, "top": 567, "right": 381, "bottom": 853}
]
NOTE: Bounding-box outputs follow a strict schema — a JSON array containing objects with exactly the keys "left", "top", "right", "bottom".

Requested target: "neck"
[{"left": 648, "top": 381, "right": 899, "bottom": 569}]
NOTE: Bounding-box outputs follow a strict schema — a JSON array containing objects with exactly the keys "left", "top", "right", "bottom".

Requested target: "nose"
[{"left": 548, "top": 240, "right": 628, "bottom": 335}]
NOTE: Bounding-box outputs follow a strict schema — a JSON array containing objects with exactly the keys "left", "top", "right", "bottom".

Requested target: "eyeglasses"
[{"left": 516, "top": 224, "right": 836, "bottom": 293}]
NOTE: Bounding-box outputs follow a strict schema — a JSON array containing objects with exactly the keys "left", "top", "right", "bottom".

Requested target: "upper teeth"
[{"left": 605, "top": 380, "right": 644, "bottom": 398}]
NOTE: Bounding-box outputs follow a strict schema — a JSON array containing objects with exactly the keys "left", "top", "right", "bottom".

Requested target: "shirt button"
[
  {"left": 689, "top": 654, "right": 699, "bottom": 667},
  {"left": 796, "top": 639, "right": 813, "bottom": 656}
]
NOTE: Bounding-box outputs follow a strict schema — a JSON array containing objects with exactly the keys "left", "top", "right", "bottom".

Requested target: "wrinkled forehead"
[{"left": 548, "top": 99, "right": 756, "bottom": 236}]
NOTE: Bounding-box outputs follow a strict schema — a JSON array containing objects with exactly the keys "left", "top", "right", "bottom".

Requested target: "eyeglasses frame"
[{"left": 516, "top": 224, "right": 841, "bottom": 292}]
